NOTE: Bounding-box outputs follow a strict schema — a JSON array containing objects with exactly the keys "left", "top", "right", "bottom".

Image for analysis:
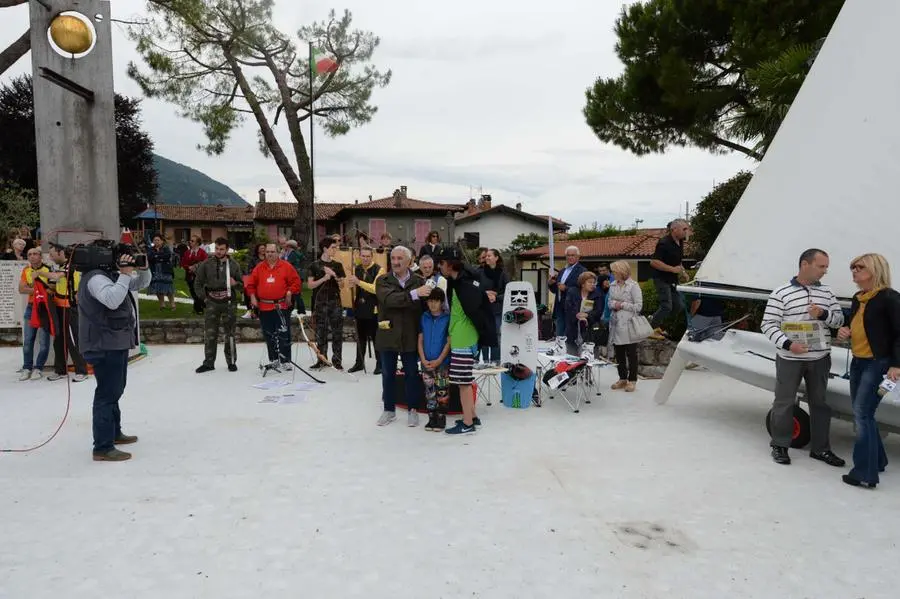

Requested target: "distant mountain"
[{"left": 153, "top": 154, "right": 249, "bottom": 207}]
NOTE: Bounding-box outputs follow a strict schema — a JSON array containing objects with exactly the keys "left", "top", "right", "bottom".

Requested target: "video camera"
[{"left": 70, "top": 239, "right": 147, "bottom": 272}]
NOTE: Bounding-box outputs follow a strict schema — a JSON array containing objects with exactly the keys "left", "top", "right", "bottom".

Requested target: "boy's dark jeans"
[{"left": 84, "top": 349, "right": 129, "bottom": 452}]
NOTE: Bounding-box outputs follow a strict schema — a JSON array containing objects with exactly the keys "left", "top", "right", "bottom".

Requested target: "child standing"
[{"left": 418, "top": 287, "right": 451, "bottom": 431}]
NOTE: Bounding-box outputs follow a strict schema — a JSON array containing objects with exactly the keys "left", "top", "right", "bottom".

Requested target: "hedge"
[{"left": 637, "top": 279, "right": 765, "bottom": 340}]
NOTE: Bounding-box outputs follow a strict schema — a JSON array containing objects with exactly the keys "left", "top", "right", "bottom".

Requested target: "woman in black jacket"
[
  {"left": 836, "top": 253, "right": 900, "bottom": 489},
  {"left": 564, "top": 271, "right": 604, "bottom": 356},
  {"left": 479, "top": 249, "right": 509, "bottom": 363}
]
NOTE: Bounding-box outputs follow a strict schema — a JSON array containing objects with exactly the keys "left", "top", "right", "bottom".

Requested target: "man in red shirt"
[
  {"left": 181, "top": 235, "right": 208, "bottom": 315},
  {"left": 245, "top": 243, "right": 301, "bottom": 368}
]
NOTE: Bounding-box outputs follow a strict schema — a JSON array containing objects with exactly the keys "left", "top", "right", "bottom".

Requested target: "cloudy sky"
[{"left": 1, "top": 0, "right": 752, "bottom": 229}]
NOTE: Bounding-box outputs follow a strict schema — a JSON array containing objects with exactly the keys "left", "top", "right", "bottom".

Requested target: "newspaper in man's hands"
[
  {"left": 781, "top": 321, "right": 830, "bottom": 351},
  {"left": 580, "top": 298, "right": 595, "bottom": 314}
]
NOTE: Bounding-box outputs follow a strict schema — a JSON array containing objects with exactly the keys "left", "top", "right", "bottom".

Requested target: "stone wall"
[
  {"left": 2, "top": 319, "right": 680, "bottom": 374},
  {"left": 137, "top": 318, "right": 359, "bottom": 345},
  {"left": 596, "top": 338, "right": 677, "bottom": 379},
  {"left": 0, "top": 328, "right": 22, "bottom": 346}
]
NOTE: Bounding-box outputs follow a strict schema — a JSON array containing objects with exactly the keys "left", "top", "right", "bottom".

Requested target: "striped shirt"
[{"left": 760, "top": 278, "right": 844, "bottom": 360}]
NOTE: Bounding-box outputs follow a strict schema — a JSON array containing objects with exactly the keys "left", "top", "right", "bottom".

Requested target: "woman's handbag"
[{"left": 627, "top": 315, "right": 654, "bottom": 343}]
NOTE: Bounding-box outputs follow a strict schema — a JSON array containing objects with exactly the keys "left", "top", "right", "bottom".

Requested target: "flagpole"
[{"left": 309, "top": 41, "right": 317, "bottom": 259}]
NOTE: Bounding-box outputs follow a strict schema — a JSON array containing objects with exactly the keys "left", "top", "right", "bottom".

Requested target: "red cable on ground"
[{"left": 2, "top": 257, "right": 75, "bottom": 453}]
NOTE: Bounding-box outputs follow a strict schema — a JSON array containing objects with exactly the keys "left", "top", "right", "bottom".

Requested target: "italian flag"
[{"left": 311, "top": 48, "right": 338, "bottom": 76}]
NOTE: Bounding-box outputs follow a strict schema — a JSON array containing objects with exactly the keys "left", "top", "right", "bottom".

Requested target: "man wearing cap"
[{"left": 436, "top": 245, "right": 497, "bottom": 435}]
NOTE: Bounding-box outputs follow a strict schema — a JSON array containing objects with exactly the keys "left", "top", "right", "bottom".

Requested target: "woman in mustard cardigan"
[{"left": 836, "top": 253, "right": 900, "bottom": 489}]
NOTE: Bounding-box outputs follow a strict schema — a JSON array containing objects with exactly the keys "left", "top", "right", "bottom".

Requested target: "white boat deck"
[{"left": 1, "top": 342, "right": 898, "bottom": 598}]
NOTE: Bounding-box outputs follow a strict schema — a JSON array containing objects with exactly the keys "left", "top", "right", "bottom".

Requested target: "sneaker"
[
  {"left": 242, "top": 311, "right": 253, "bottom": 319},
  {"left": 377, "top": 411, "right": 397, "bottom": 426},
  {"left": 625, "top": 382, "right": 636, "bottom": 392},
  {"left": 195, "top": 364, "right": 214, "bottom": 373},
  {"left": 408, "top": 411, "right": 419, "bottom": 427},
  {"left": 92, "top": 448, "right": 132, "bottom": 462},
  {"left": 434, "top": 415, "right": 446, "bottom": 431},
  {"left": 18, "top": 369, "right": 32, "bottom": 381},
  {"left": 455, "top": 416, "right": 482, "bottom": 427},
  {"left": 280, "top": 362, "right": 292, "bottom": 372},
  {"left": 424, "top": 417, "right": 436, "bottom": 431},
  {"left": 810, "top": 450, "right": 845, "bottom": 467},
  {"left": 348, "top": 363, "right": 365, "bottom": 374},
  {"left": 114, "top": 433, "right": 139, "bottom": 445},
  {"left": 445, "top": 421, "right": 476, "bottom": 435},
  {"left": 228, "top": 364, "right": 238, "bottom": 372},
  {"left": 73, "top": 373, "right": 87, "bottom": 383},
  {"left": 333, "top": 363, "right": 344, "bottom": 371},
  {"left": 610, "top": 380, "right": 627, "bottom": 390},
  {"left": 30, "top": 370, "right": 43, "bottom": 381},
  {"left": 310, "top": 362, "right": 325, "bottom": 370},
  {"left": 47, "top": 373, "right": 66, "bottom": 381},
  {"left": 771, "top": 446, "right": 791, "bottom": 465}
]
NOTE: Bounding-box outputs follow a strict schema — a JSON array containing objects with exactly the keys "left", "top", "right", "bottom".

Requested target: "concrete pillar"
[{"left": 29, "top": 1, "right": 119, "bottom": 247}]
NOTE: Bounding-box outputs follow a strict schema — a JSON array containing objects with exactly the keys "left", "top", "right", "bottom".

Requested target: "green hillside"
[{"left": 153, "top": 154, "right": 249, "bottom": 206}]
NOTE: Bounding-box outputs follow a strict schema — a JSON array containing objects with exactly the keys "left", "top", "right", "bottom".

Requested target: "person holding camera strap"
[{"left": 78, "top": 247, "right": 151, "bottom": 462}]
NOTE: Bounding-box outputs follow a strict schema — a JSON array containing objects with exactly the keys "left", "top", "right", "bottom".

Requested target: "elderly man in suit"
[{"left": 548, "top": 245, "right": 586, "bottom": 338}]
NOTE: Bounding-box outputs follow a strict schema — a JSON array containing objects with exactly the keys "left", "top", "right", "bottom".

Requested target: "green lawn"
[{"left": 139, "top": 269, "right": 312, "bottom": 320}]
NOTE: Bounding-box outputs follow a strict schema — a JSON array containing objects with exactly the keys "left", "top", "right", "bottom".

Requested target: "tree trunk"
[
  {"left": 0, "top": 29, "right": 30, "bottom": 77},
  {"left": 222, "top": 49, "right": 314, "bottom": 260},
  {"left": 265, "top": 55, "right": 314, "bottom": 261}
]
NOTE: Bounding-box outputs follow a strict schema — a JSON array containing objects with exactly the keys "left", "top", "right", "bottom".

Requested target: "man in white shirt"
[{"left": 761, "top": 248, "right": 845, "bottom": 467}]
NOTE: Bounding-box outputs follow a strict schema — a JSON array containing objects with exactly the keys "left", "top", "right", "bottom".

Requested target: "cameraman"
[{"left": 78, "top": 244, "right": 151, "bottom": 462}]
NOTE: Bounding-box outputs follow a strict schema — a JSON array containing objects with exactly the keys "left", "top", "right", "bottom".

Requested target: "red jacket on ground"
[{"left": 245, "top": 259, "right": 301, "bottom": 311}]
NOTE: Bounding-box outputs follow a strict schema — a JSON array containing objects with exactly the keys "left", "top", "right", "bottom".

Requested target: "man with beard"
[{"left": 194, "top": 238, "right": 243, "bottom": 373}]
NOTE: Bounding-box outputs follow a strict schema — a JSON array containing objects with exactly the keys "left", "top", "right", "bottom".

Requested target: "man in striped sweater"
[{"left": 761, "top": 248, "right": 845, "bottom": 466}]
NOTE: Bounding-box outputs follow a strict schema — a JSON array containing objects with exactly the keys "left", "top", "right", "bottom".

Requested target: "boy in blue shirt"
[{"left": 418, "top": 287, "right": 451, "bottom": 431}]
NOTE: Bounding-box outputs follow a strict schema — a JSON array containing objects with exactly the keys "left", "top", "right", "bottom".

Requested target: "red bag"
[{"left": 29, "top": 276, "right": 56, "bottom": 336}]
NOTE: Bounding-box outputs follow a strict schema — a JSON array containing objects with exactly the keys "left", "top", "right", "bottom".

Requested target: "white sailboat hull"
[{"left": 655, "top": 330, "right": 900, "bottom": 434}]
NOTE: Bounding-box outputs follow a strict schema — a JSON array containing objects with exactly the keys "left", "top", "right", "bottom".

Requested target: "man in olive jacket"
[
  {"left": 193, "top": 237, "right": 243, "bottom": 373},
  {"left": 374, "top": 245, "right": 431, "bottom": 427}
]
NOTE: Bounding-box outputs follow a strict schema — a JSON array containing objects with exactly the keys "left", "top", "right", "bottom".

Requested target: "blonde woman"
[
  {"left": 835, "top": 253, "right": 900, "bottom": 489},
  {"left": 607, "top": 260, "right": 643, "bottom": 392}
]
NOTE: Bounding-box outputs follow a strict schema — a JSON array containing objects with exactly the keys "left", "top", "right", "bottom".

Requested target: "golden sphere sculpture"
[{"left": 49, "top": 14, "right": 94, "bottom": 55}]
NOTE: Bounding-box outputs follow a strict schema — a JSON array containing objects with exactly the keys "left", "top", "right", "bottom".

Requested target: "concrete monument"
[{"left": 29, "top": 0, "right": 119, "bottom": 246}]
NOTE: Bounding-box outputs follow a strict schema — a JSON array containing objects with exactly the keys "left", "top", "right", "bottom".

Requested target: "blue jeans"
[
  {"left": 84, "top": 349, "right": 129, "bottom": 452},
  {"left": 554, "top": 310, "right": 566, "bottom": 339},
  {"left": 848, "top": 357, "right": 890, "bottom": 484},
  {"left": 22, "top": 304, "right": 50, "bottom": 370},
  {"left": 380, "top": 350, "right": 420, "bottom": 412}
]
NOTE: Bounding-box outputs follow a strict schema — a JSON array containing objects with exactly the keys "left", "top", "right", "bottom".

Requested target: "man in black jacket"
[
  {"left": 436, "top": 246, "right": 498, "bottom": 435},
  {"left": 347, "top": 246, "right": 383, "bottom": 373}
]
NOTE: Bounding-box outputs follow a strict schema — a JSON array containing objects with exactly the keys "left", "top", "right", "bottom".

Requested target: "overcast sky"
[{"left": 1, "top": 0, "right": 752, "bottom": 229}]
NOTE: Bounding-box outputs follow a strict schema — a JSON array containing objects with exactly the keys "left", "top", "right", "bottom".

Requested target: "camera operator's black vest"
[{"left": 78, "top": 270, "right": 137, "bottom": 353}]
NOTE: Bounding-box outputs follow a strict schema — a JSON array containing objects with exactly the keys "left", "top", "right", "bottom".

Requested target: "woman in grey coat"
[{"left": 607, "top": 260, "right": 643, "bottom": 392}]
